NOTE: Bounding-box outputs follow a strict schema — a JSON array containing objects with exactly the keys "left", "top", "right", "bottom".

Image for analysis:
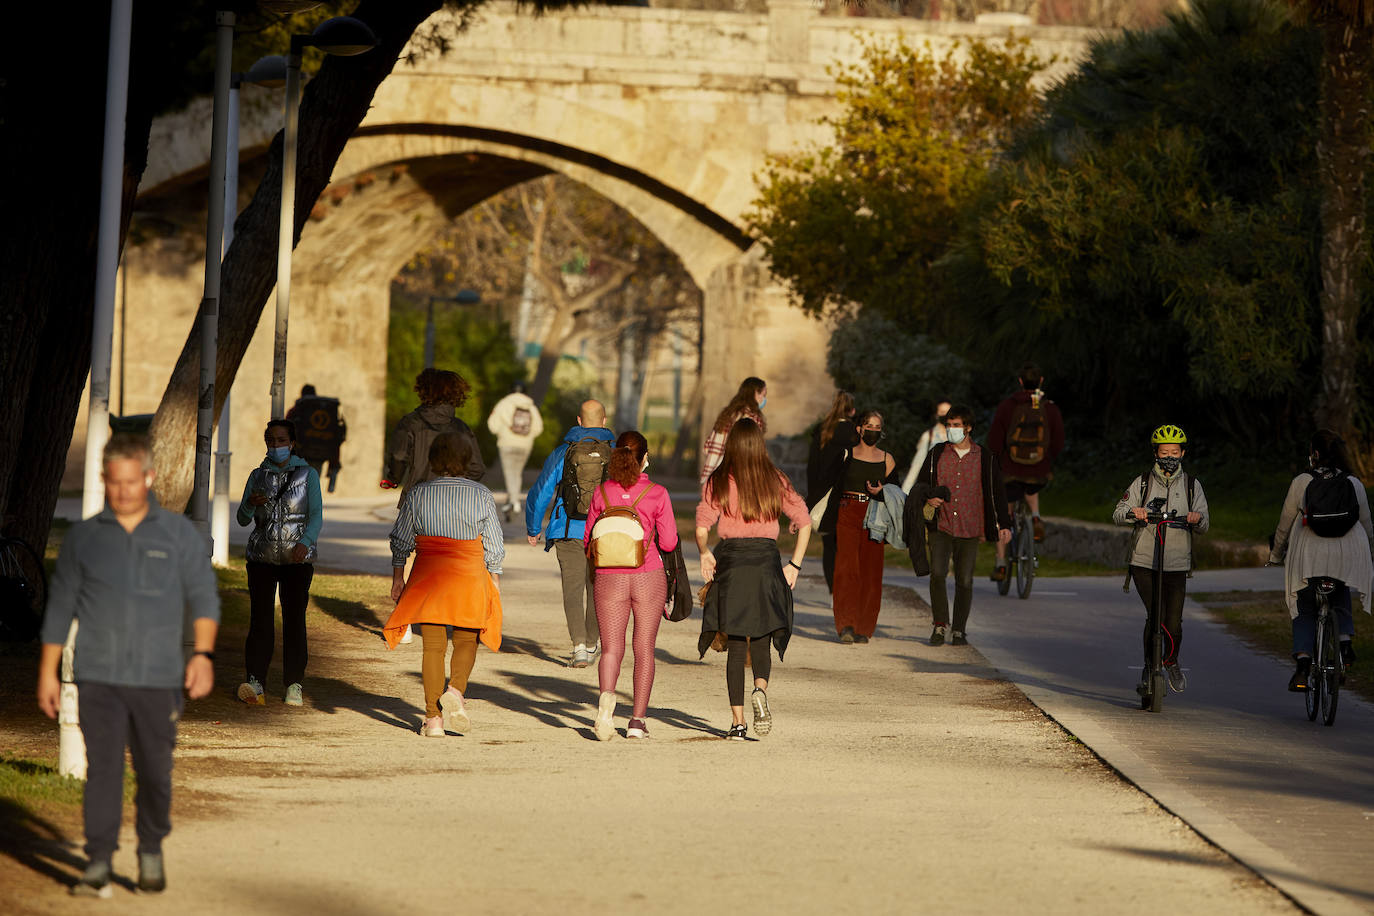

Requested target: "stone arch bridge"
[{"left": 108, "top": 1, "right": 1092, "bottom": 498}]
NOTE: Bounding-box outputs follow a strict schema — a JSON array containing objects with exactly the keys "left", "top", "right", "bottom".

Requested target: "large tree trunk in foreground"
[{"left": 149, "top": 0, "right": 444, "bottom": 511}]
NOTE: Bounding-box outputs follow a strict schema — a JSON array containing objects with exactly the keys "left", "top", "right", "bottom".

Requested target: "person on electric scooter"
[
  {"left": 1111, "top": 425, "right": 1209, "bottom": 693},
  {"left": 1268, "top": 429, "right": 1372, "bottom": 692}
]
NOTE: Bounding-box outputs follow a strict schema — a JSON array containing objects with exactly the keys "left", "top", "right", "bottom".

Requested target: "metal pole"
[
  {"left": 81, "top": 0, "right": 133, "bottom": 522},
  {"left": 212, "top": 80, "right": 240, "bottom": 568},
  {"left": 191, "top": 10, "right": 235, "bottom": 543},
  {"left": 270, "top": 50, "right": 302, "bottom": 419},
  {"left": 424, "top": 298, "right": 436, "bottom": 369},
  {"left": 118, "top": 257, "right": 126, "bottom": 418}
]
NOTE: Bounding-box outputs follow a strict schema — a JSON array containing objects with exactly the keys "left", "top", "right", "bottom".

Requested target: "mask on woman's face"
[
  {"left": 861, "top": 429, "right": 883, "bottom": 447},
  {"left": 758, "top": 397, "right": 767, "bottom": 409},
  {"left": 947, "top": 427, "right": 967, "bottom": 445},
  {"left": 267, "top": 446, "right": 292, "bottom": 464},
  {"left": 1156, "top": 455, "right": 1181, "bottom": 475}
]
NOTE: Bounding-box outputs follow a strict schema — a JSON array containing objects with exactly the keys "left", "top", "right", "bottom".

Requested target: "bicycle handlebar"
[{"left": 1133, "top": 510, "right": 1193, "bottom": 530}]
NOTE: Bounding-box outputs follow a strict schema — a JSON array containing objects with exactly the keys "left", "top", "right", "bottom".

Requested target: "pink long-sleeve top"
[
  {"left": 582, "top": 474, "right": 679, "bottom": 574},
  {"left": 695, "top": 473, "right": 811, "bottom": 540}
]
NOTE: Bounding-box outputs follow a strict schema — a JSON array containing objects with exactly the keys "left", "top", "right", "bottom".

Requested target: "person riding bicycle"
[
  {"left": 1111, "top": 424, "right": 1209, "bottom": 693},
  {"left": 1268, "top": 429, "right": 1372, "bottom": 692},
  {"left": 988, "top": 364, "right": 1064, "bottom": 581}
]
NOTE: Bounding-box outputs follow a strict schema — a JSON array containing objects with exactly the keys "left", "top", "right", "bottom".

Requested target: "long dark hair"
[
  {"left": 707, "top": 418, "right": 782, "bottom": 522},
  {"left": 608, "top": 430, "right": 649, "bottom": 489},
  {"left": 1311, "top": 428, "right": 1351, "bottom": 473},
  {"left": 819, "top": 390, "right": 854, "bottom": 449},
  {"left": 712, "top": 377, "right": 766, "bottom": 435}
]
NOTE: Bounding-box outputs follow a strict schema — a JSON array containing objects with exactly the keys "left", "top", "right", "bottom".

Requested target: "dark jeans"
[
  {"left": 1293, "top": 582, "right": 1355, "bottom": 657},
  {"left": 79, "top": 682, "right": 183, "bottom": 863},
  {"left": 1130, "top": 565, "right": 1186, "bottom": 666},
  {"left": 245, "top": 561, "right": 314, "bottom": 687},
  {"left": 929, "top": 530, "right": 979, "bottom": 632},
  {"left": 726, "top": 634, "right": 774, "bottom": 706},
  {"left": 821, "top": 531, "right": 837, "bottom": 593}
]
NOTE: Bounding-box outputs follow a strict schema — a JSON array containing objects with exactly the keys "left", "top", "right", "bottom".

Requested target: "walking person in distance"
[
  {"left": 700, "top": 376, "right": 767, "bottom": 487},
  {"left": 806, "top": 389, "right": 858, "bottom": 593}
]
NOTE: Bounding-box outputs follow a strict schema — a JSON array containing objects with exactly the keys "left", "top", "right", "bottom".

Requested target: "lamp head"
[
  {"left": 245, "top": 54, "right": 289, "bottom": 89},
  {"left": 303, "top": 16, "right": 378, "bottom": 56}
]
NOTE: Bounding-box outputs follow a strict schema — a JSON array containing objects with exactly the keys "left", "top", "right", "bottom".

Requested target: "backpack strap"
[{"left": 1123, "top": 470, "right": 1152, "bottom": 592}]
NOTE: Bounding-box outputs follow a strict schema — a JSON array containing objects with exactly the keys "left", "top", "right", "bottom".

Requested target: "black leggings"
[
  {"left": 726, "top": 635, "right": 773, "bottom": 706},
  {"left": 1130, "top": 565, "right": 1186, "bottom": 666}
]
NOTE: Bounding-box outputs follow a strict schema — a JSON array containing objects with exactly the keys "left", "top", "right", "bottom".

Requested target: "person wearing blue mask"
[{"left": 236, "top": 419, "right": 323, "bottom": 707}]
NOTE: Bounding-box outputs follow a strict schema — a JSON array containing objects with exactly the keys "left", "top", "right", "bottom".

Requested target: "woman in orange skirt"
[{"left": 386, "top": 432, "right": 504, "bottom": 737}]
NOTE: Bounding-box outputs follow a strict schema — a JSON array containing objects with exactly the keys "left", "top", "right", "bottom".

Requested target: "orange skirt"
[{"left": 383, "top": 536, "right": 502, "bottom": 652}]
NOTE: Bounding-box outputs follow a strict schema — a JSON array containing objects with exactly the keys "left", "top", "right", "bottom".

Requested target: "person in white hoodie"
[{"left": 487, "top": 381, "right": 544, "bottom": 518}]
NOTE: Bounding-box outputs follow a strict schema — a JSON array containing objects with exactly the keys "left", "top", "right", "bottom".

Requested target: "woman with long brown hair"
[
  {"left": 806, "top": 390, "right": 858, "bottom": 593},
  {"left": 699, "top": 376, "right": 767, "bottom": 487},
  {"left": 581, "top": 431, "right": 679, "bottom": 740},
  {"left": 696, "top": 418, "right": 811, "bottom": 740}
]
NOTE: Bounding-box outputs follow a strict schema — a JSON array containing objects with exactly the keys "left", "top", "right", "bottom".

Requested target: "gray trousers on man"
[
  {"left": 79, "top": 682, "right": 183, "bottom": 863},
  {"left": 552, "top": 538, "right": 598, "bottom": 647},
  {"left": 928, "top": 530, "right": 980, "bottom": 633}
]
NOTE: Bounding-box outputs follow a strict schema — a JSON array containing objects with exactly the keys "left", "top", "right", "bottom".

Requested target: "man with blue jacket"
[
  {"left": 526, "top": 399, "right": 614, "bottom": 667},
  {"left": 37, "top": 434, "right": 220, "bottom": 897}
]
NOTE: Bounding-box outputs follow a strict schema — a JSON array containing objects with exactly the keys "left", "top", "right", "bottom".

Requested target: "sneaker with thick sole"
[
  {"left": 419, "top": 715, "right": 444, "bottom": 737},
  {"left": 929, "top": 626, "right": 947, "bottom": 647},
  {"left": 751, "top": 688, "right": 772, "bottom": 736},
  {"left": 1164, "top": 662, "right": 1187, "bottom": 693},
  {"left": 440, "top": 686, "right": 471, "bottom": 733},
  {"left": 570, "top": 645, "right": 591, "bottom": 669},
  {"left": 725, "top": 724, "right": 747, "bottom": 741},
  {"left": 594, "top": 691, "right": 616, "bottom": 741},
  {"left": 72, "top": 861, "right": 113, "bottom": 898},
  {"left": 626, "top": 718, "right": 649, "bottom": 739},
  {"left": 284, "top": 683, "right": 304, "bottom": 707},
  {"left": 138, "top": 852, "right": 166, "bottom": 893},
  {"left": 237, "top": 676, "right": 265, "bottom": 705},
  {"left": 950, "top": 631, "right": 968, "bottom": 647},
  {"left": 1288, "top": 657, "right": 1312, "bottom": 692}
]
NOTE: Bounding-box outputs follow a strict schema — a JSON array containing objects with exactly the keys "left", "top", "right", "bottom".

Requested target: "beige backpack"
[{"left": 587, "top": 483, "right": 655, "bottom": 569}]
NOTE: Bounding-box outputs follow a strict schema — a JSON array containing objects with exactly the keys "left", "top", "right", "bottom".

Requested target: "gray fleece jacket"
[{"left": 1112, "top": 467, "right": 1210, "bottom": 572}]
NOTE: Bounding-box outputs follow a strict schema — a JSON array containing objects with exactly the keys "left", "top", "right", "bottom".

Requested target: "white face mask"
[
  {"left": 947, "top": 427, "right": 967, "bottom": 445},
  {"left": 641, "top": 457, "right": 649, "bottom": 472}
]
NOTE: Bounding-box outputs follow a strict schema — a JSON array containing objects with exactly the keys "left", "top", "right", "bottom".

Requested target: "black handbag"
[{"left": 662, "top": 542, "right": 694, "bottom": 622}]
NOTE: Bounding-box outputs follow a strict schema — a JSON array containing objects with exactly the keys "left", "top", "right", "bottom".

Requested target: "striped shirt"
[{"left": 390, "top": 477, "right": 505, "bottom": 573}]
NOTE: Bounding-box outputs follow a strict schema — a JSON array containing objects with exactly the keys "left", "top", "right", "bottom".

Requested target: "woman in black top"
[{"left": 806, "top": 391, "right": 858, "bottom": 593}]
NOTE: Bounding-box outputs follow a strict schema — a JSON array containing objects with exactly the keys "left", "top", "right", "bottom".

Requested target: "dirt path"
[{"left": 6, "top": 534, "right": 1298, "bottom": 914}]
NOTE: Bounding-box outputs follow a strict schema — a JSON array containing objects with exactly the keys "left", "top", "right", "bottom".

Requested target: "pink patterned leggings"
[{"left": 594, "top": 568, "right": 667, "bottom": 719}]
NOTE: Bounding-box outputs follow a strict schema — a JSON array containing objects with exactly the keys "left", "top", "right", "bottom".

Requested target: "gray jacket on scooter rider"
[{"left": 1112, "top": 466, "right": 1210, "bottom": 572}]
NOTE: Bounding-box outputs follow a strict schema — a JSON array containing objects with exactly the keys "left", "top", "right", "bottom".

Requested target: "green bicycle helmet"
[{"left": 1150, "top": 424, "right": 1187, "bottom": 446}]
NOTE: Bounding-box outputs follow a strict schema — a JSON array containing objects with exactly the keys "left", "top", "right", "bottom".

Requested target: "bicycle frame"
[{"left": 998, "top": 498, "right": 1037, "bottom": 599}]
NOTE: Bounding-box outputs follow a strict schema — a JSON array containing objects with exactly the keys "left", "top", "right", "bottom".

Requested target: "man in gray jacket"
[{"left": 37, "top": 434, "right": 220, "bottom": 897}]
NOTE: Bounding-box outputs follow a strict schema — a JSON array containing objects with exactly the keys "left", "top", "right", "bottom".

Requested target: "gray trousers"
[
  {"left": 553, "top": 538, "right": 598, "bottom": 647},
  {"left": 79, "top": 682, "right": 183, "bottom": 863},
  {"left": 928, "top": 530, "right": 980, "bottom": 633},
  {"left": 498, "top": 445, "right": 532, "bottom": 510}
]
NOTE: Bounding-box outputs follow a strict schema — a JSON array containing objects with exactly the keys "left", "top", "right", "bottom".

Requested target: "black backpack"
[
  {"left": 291, "top": 397, "right": 343, "bottom": 462},
  {"left": 1304, "top": 468, "right": 1360, "bottom": 538},
  {"left": 559, "top": 438, "right": 610, "bottom": 522}
]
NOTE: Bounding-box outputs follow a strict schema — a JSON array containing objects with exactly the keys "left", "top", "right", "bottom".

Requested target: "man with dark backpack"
[
  {"left": 525, "top": 400, "right": 615, "bottom": 668},
  {"left": 285, "top": 384, "right": 347, "bottom": 492},
  {"left": 988, "top": 363, "right": 1064, "bottom": 581},
  {"left": 1269, "top": 429, "right": 1372, "bottom": 691}
]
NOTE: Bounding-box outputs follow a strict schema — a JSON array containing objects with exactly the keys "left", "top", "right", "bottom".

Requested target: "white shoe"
[
  {"left": 419, "top": 715, "right": 444, "bottom": 737},
  {"left": 570, "top": 644, "right": 591, "bottom": 668},
  {"left": 440, "top": 686, "right": 471, "bottom": 733},
  {"left": 594, "top": 691, "right": 616, "bottom": 741},
  {"left": 284, "top": 683, "right": 304, "bottom": 707},
  {"left": 399, "top": 625, "right": 414, "bottom": 645}
]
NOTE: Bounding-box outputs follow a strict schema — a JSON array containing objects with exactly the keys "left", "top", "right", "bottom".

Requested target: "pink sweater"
[
  {"left": 695, "top": 473, "right": 811, "bottom": 540},
  {"left": 582, "top": 474, "right": 679, "bottom": 574}
]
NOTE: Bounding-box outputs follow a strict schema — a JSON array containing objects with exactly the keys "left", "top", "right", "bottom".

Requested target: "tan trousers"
[{"left": 421, "top": 625, "right": 479, "bottom": 718}]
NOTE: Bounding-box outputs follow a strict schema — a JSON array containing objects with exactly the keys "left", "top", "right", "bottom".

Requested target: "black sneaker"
[
  {"left": 751, "top": 688, "right": 772, "bottom": 736},
  {"left": 138, "top": 852, "right": 166, "bottom": 893},
  {"left": 929, "top": 626, "right": 947, "bottom": 647},
  {"left": 72, "top": 860, "right": 112, "bottom": 898},
  {"left": 950, "top": 631, "right": 968, "bottom": 646},
  {"left": 1164, "top": 662, "right": 1186, "bottom": 693},
  {"left": 725, "top": 724, "right": 747, "bottom": 741},
  {"left": 1288, "top": 657, "right": 1311, "bottom": 692},
  {"left": 839, "top": 627, "right": 855, "bottom": 644},
  {"left": 1341, "top": 641, "right": 1356, "bottom": 670},
  {"left": 853, "top": 634, "right": 870, "bottom": 644}
]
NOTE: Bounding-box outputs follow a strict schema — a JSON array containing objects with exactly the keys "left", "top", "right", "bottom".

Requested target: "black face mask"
[
  {"left": 1155, "top": 456, "right": 1181, "bottom": 475},
  {"left": 861, "top": 429, "right": 883, "bottom": 446}
]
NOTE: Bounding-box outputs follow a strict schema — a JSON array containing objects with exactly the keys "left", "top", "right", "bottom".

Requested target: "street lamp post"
[{"left": 269, "top": 16, "right": 378, "bottom": 419}]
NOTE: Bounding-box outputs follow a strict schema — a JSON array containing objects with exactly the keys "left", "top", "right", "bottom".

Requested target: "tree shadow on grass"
[{"left": 0, "top": 795, "right": 83, "bottom": 891}]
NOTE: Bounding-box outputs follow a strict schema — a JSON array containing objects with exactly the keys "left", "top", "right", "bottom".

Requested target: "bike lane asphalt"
[{"left": 889, "top": 564, "right": 1374, "bottom": 916}]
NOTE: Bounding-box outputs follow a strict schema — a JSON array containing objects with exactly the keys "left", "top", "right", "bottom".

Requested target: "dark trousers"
[
  {"left": 79, "top": 682, "right": 183, "bottom": 863},
  {"left": 929, "top": 530, "right": 979, "bottom": 632},
  {"left": 726, "top": 634, "right": 774, "bottom": 706},
  {"left": 1130, "top": 565, "right": 1186, "bottom": 665},
  {"left": 245, "top": 561, "right": 314, "bottom": 687},
  {"left": 1293, "top": 582, "right": 1355, "bottom": 657},
  {"left": 821, "top": 532, "right": 837, "bottom": 593}
]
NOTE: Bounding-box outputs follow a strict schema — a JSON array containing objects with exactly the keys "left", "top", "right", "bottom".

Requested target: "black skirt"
[{"left": 698, "top": 537, "right": 794, "bottom": 660}]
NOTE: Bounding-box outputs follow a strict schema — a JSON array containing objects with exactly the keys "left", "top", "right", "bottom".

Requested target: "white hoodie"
[{"left": 487, "top": 392, "right": 544, "bottom": 449}]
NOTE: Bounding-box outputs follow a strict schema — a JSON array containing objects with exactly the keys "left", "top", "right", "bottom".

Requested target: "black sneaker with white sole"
[
  {"left": 725, "top": 723, "right": 747, "bottom": 741},
  {"left": 1164, "top": 662, "right": 1186, "bottom": 693},
  {"left": 72, "top": 861, "right": 113, "bottom": 898},
  {"left": 751, "top": 688, "right": 772, "bottom": 736}
]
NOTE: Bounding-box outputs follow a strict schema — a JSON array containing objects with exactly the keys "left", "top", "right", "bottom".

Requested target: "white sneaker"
[
  {"left": 751, "top": 687, "right": 772, "bottom": 737},
  {"left": 284, "top": 683, "right": 304, "bottom": 707},
  {"left": 570, "top": 644, "right": 591, "bottom": 668},
  {"left": 399, "top": 625, "right": 414, "bottom": 645},
  {"left": 440, "top": 686, "right": 471, "bottom": 733},
  {"left": 594, "top": 691, "right": 616, "bottom": 741},
  {"left": 419, "top": 715, "right": 444, "bottom": 737}
]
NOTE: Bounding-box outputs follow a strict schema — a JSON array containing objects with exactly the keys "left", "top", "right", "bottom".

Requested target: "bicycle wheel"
[
  {"left": 0, "top": 537, "right": 46, "bottom": 642},
  {"left": 1321, "top": 617, "right": 1340, "bottom": 726},
  {"left": 1016, "top": 521, "right": 1035, "bottom": 600},
  {"left": 1305, "top": 618, "right": 1322, "bottom": 722}
]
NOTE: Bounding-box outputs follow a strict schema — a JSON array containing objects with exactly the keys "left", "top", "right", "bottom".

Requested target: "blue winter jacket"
[{"left": 525, "top": 425, "right": 616, "bottom": 547}]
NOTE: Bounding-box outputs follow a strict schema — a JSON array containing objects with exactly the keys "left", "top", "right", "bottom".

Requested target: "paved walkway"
[{"left": 892, "top": 565, "right": 1374, "bottom": 916}]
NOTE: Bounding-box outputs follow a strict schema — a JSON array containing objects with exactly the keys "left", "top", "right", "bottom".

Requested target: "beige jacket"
[{"left": 487, "top": 392, "right": 544, "bottom": 450}]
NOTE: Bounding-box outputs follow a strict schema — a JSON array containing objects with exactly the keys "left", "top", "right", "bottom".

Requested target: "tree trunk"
[
  {"left": 149, "top": 0, "right": 445, "bottom": 511},
  {"left": 1313, "top": 14, "right": 1372, "bottom": 467}
]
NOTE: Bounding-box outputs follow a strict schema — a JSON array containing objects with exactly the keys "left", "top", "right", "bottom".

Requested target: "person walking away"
[
  {"left": 236, "top": 419, "right": 323, "bottom": 707},
  {"left": 1111, "top": 424, "right": 1208, "bottom": 693},
  {"left": 582, "top": 431, "right": 679, "bottom": 740},
  {"left": 1268, "top": 428, "right": 1370, "bottom": 691},
  {"left": 806, "top": 390, "right": 858, "bottom": 593},
  {"left": 917, "top": 406, "right": 1012, "bottom": 647},
  {"left": 821, "top": 410, "right": 899, "bottom": 643},
  {"left": 487, "top": 381, "right": 544, "bottom": 520},
  {"left": 384, "top": 432, "right": 504, "bottom": 737},
  {"left": 382, "top": 368, "right": 485, "bottom": 504},
  {"left": 696, "top": 418, "right": 812, "bottom": 740},
  {"left": 901, "top": 399, "right": 952, "bottom": 493},
  {"left": 37, "top": 434, "right": 219, "bottom": 897},
  {"left": 988, "top": 364, "right": 1064, "bottom": 580},
  {"left": 700, "top": 376, "right": 767, "bottom": 487},
  {"left": 285, "top": 383, "right": 347, "bottom": 493},
  {"left": 525, "top": 399, "right": 616, "bottom": 667}
]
